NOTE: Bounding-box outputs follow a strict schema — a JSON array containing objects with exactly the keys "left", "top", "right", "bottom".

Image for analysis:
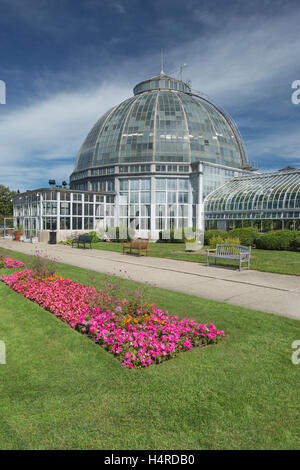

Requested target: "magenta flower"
[{"left": 1, "top": 267, "right": 226, "bottom": 369}]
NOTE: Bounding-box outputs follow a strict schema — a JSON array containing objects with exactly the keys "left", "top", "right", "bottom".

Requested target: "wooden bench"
[
  {"left": 123, "top": 238, "right": 149, "bottom": 256},
  {"left": 73, "top": 235, "right": 92, "bottom": 249},
  {"left": 206, "top": 244, "right": 251, "bottom": 270}
]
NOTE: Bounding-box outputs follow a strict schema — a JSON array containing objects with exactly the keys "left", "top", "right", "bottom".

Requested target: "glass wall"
[
  {"left": 119, "top": 178, "right": 151, "bottom": 230},
  {"left": 204, "top": 170, "right": 300, "bottom": 221},
  {"left": 155, "top": 177, "right": 189, "bottom": 229},
  {"left": 203, "top": 165, "right": 237, "bottom": 198},
  {"left": 13, "top": 189, "right": 114, "bottom": 236}
]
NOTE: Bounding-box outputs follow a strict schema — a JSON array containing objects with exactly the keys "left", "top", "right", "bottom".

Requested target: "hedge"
[
  {"left": 290, "top": 233, "right": 300, "bottom": 251},
  {"left": 204, "top": 230, "right": 227, "bottom": 245},
  {"left": 255, "top": 230, "right": 298, "bottom": 251},
  {"left": 228, "top": 227, "right": 259, "bottom": 247}
]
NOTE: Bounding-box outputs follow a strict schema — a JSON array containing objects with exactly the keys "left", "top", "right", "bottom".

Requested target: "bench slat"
[{"left": 207, "top": 244, "right": 251, "bottom": 270}]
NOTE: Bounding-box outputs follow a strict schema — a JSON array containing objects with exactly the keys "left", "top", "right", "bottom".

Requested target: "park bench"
[
  {"left": 206, "top": 244, "right": 251, "bottom": 270},
  {"left": 123, "top": 238, "right": 149, "bottom": 256},
  {"left": 72, "top": 234, "right": 92, "bottom": 249}
]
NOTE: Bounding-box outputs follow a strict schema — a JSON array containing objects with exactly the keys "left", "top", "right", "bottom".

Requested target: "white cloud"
[
  {"left": 167, "top": 9, "right": 300, "bottom": 109},
  {"left": 1, "top": 5, "right": 300, "bottom": 191},
  {"left": 0, "top": 81, "right": 129, "bottom": 190}
]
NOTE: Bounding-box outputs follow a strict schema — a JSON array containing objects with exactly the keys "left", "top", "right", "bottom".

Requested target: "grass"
[
  {"left": 88, "top": 241, "right": 300, "bottom": 276},
  {"left": 0, "top": 249, "right": 300, "bottom": 450}
]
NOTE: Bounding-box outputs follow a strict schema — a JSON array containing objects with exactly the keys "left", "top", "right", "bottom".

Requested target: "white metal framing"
[{"left": 204, "top": 169, "right": 300, "bottom": 220}]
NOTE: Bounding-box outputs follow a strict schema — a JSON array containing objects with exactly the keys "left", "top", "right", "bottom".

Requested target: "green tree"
[{"left": 0, "top": 185, "right": 18, "bottom": 224}]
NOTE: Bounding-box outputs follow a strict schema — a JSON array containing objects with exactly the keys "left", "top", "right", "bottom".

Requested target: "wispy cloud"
[
  {"left": 1, "top": 1, "right": 300, "bottom": 191},
  {"left": 111, "top": 1, "right": 126, "bottom": 14},
  {"left": 0, "top": 81, "right": 129, "bottom": 190}
]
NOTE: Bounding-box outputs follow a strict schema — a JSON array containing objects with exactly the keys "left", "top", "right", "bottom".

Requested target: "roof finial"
[
  {"left": 180, "top": 63, "right": 187, "bottom": 81},
  {"left": 160, "top": 49, "right": 165, "bottom": 75}
]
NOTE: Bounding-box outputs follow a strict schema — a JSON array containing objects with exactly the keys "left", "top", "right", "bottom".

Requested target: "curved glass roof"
[
  {"left": 204, "top": 169, "right": 300, "bottom": 219},
  {"left": 73, "top": 74, "right": 248, "bottom": 173}
]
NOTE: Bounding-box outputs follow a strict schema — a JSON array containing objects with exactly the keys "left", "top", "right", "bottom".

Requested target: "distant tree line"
[{"left": 0, "top": 185, "right": 18, "bottom": 224}]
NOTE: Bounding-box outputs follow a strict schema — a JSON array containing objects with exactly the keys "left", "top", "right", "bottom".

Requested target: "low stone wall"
[
  {"left": 37, "top": 230, "right": 91, "bottom": 243},
  {"left": 38, "top": 231, "right": 50, "bottom": 243},
  {"left": 55, "top": 230, "right": 90, "bottom": 243}
]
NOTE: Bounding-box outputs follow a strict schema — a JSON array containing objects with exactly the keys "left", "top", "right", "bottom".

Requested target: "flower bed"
[
  {"left": 1, "top": 268, "right": 225, "bottom": 368},
  {"left": 0, "top": 257, "right": 25, "bottom": 269},
  {"left": 1, "top": 270, "right": 96, "bottom": 324}
]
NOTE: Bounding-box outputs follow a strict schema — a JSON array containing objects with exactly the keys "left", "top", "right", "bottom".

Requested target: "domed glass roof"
[{"left": 73, "top": 73, "right": 248, "bottom": 172}]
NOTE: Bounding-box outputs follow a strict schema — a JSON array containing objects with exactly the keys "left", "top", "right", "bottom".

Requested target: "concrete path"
[{"left": 1, "top": 239, "right": 300, "bottom": 320}]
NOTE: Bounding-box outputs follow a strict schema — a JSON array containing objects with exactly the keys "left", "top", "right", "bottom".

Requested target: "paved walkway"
[{"left": 1, "top": 239, "right": 300, "bottom": 320}]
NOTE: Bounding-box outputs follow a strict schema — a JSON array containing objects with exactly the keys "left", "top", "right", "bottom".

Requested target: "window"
[
  {"left": 72, "top": 217, "right": 82, "bottom": 230},
  {"left": 156, "top": 192, "right": 166, "bottom": 204},
  {"left": 167, "top": 192, "right": 177, "bottom": 204},
  {"left": 156, "top": 179, "right": 166, "bottom": 190},
  {"left": 60, "top": 217, "right": 70, "bottom": 230},
  {"left": 60, "top": 202, "right": 70, "bottom": 215},
  {"left": 178, "top": 192, "right": 188, "bottom": 203},
  {"left": 72, "top": 203, "right": 82, "bottom": 216}
]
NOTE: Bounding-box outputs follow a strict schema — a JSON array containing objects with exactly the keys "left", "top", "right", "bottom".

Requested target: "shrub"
[
  {"left": 290, "top": 233, "right": 300, "bottom": 251},
  {"left": 86, "top": 231, "right": 101, "bottom": 243},
  {"left": 228, "top": 227, "right": 259, "bottom": 246},
  {"left": 204, "top": 230, "right": 227, "bottom": 245},
  {"left": 255, "top": 230, "right": 296, "bottom": 250},
  {"left": 210, "top": 236, "right": 241, "bottom": 249},
  {"left": 59, "top": 238, "right": 73, "bottom": 245}
]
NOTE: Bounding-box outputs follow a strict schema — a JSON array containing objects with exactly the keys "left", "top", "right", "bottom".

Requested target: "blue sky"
[{"left": 1, "top": 0, "right": 300, "bottom": 191}]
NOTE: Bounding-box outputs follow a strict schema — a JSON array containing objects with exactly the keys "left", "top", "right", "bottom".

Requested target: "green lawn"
[
  {"left": 89, "top": 241, "right": 300, "bottom": 276},
  {"left": 0, "top": 250, "right": 299, "bottom": 450}
]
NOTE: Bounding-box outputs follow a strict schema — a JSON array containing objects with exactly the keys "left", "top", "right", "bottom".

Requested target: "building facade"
[
  {"left": 204, "top": 167, "right": 300, "bottom": 230},
  {"left": 11, "top": 72, "right": 300, "bottom": 241},
  {"left": 68, "top": 72, "right": 249, "bottom": 239}
]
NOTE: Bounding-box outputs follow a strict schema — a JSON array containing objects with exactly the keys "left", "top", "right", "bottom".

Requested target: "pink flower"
[{"left": 1, "top": 267, "right": 225, "bottom": 369}]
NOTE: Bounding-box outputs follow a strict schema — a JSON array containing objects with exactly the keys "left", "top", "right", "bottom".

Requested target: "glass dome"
[{"left": 73, "top": 73, "right": 248, "bottom": 173}]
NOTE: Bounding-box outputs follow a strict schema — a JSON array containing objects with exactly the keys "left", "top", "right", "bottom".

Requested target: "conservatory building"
[
  {"left": 67, "top": 72, "right": 250, "bottom": 239},
  {"left": 204, "top": 167, "right": 300, "bottom": 230},
  {"left": 11, "top": 71, "right": 300, "bottom": 242}
]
